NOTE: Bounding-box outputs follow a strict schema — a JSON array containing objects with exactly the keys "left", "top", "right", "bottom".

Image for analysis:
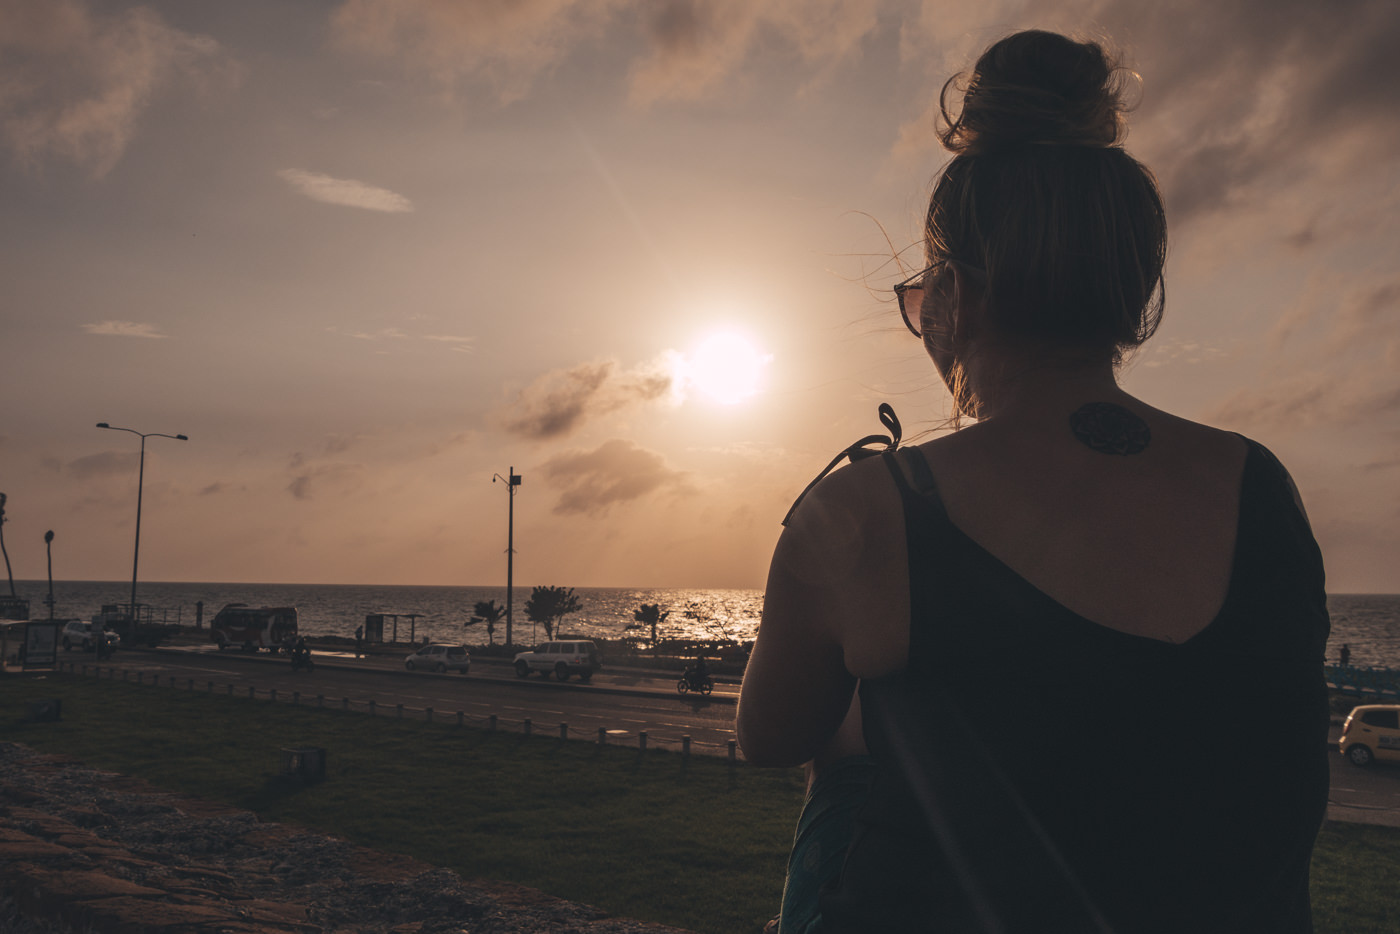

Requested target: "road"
[
  {"left": 58, "top": 645, "right": 741, "bottom": 757},
  {"left": 54, "top": 646, "right": 1400, "bottom": 825}
]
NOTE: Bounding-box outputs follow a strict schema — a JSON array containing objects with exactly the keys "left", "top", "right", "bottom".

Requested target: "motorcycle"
[
  {"left": 290, "top": 650, "right": 315, "bottom": 673},
  {"left": 677, "top": 667, "right": 713, "bottom": 696}
]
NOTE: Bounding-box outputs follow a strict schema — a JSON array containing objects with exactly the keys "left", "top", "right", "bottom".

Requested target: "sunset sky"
[{"left": 2, "top": 0, "right": 1398, "bottom": 592}]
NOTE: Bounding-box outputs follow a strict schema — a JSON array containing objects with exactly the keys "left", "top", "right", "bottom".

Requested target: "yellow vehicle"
[{"left": 1339, "top": 704, "right": 1400, "bottom": 767}]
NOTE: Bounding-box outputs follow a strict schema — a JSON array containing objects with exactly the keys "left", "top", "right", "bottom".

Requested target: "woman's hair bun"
[{"left": 939, "top": 30, "right": 1126, "bottom": 155}]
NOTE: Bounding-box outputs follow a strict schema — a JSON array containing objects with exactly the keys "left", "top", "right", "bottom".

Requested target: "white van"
[{"left": 513, "top": 640, "right": 599, "bottom": 682}]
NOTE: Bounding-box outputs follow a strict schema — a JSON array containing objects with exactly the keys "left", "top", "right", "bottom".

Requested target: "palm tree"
[
  {"left": 468, "top": 599, "right": 506, "bottom": 645},
  {"left": 631, "top": 603, "right": 669, "bottom": 647},
  {"left": 523, "top": 586, "right": 582, "bottom": 641}
]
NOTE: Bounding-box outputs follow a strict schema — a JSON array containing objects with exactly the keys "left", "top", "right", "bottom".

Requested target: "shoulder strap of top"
[
  {"left": 783, "top": 404, "right": 902, "bottom": 526},
  {"left": 882, "top": 445, "right": 948, "bottom": 514}
]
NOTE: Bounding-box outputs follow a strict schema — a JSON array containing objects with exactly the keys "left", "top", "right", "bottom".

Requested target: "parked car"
[
  {"left": 404, "top": 643, "right": 471, "bottom": 674},
  {"left": 60, "top": 620, "right": 119, "bottom": 652},
  {"left": 513, "top": 640, "right": 599, "bottom": 682},
  {"left": 1339, "top": 704, "right": 1400, "bottom": 767}
]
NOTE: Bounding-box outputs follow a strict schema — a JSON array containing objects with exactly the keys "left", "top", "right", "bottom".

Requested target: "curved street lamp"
[{"left": 96, "top": 423, "right": 188, "bottom": 615}]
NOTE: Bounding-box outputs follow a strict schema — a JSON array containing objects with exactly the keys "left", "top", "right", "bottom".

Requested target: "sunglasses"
[{"left": 893, "top": 262, "right": 947, "bottom": 338}]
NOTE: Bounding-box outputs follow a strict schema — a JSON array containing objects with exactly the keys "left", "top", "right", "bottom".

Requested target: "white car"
[
  {"left": 60, "top": 620, "right": 119, "bottom": 652},
  {"left": 404, "top": 643, "right": 471, "bottom": 674},
  {"left": 513, "top": 640, "right": 599, "bottom": 682}
]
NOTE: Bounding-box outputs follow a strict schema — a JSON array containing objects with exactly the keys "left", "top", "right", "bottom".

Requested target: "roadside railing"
[
  {"left": 1325, "top": 665, "right": 1400, "bottom": 699},
  {"left": 57, "top": 660, "right": 743, "bottom": 762}
]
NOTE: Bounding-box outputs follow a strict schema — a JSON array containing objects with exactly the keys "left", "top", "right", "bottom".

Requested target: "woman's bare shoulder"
[{"left": 781, "top": 452, "right": 904, "bottom": 562}]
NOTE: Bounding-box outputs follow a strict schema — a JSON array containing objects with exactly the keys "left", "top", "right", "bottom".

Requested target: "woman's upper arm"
[
  {"left": 737, "top": 520, "right": 857, "bottom": 766},
  {"left": 737, "top": 459, "right": 906, "bottom": 767}
]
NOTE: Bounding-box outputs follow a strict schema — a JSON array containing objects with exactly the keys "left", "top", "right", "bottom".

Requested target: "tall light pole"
[
  {"left": 96, "top": 423, "right": 188, "bottom": 615},
  {"left": 44, "top": 530, "right": 55, "bottom": 618},
  {"left": 492, "top": 467, "right": 521, "bottom": 646}
]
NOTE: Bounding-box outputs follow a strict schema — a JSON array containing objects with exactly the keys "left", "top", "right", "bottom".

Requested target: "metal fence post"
[
  {"left": 682, "top": 735, "right": 691, "bottom": 757},
  {"left": 639, "top": 730, "right": 648, "bottom": 751},
  {"left": 728, "top": 739, "right": 737, "bottom": 763},
  {"left": 456, "top": 711, "right": 464, "bottom": 727},
  {"left": 489, "top": 714, "right": 498, "bottom": 731},
  {"left": 598, "top": 727, "right": 606, "bottom": 745},
  {"left": 524, "top": 718, "right": 532, "bottom": 736},
  {"left": 559, "top": 722, "right": 568, "bottom": 740}
]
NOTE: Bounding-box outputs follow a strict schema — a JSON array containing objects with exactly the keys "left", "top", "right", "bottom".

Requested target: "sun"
[{"left": 678, "top": 332, "right": 771, "bottom": 405}]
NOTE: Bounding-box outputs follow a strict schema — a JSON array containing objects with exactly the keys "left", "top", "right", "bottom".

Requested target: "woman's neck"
[{"left": 961, "top": 345, "right": 1124, "bottom": 423}]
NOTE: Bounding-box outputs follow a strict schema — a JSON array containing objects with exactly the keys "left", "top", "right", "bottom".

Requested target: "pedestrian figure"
[
  {"left": 355, "top": 625, "right": 364, "bottom": 658},
  {"left": 1340, "top": 643, "right": 1351, "bottom": 667}
]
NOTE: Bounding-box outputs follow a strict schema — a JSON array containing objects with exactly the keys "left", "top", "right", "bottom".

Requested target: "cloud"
[
  {"left": 65, "top": 450, "right": 139, "bottom": 480},
  {"left": 629, "top": 0, "right": 882, "bottom": 105},
  {"left": 1210, "top": 366, "right": 1400, "bottom": 433},
  {"left": 81, "top": 320, "right": 168, "bottom": 338},
  {"left": 278, "top": 168, "right": 413, "bottom": 213},
  {"left": 285, "top": 452, "right": 363, "bottom": 501},
  {"left": 199, "top": 481, "right": 226, "bottom": 495},
  {"left": 498, "top": 359, "right": 672, "bottom": 440},
  {"left": 0, "top": 0, "right": 230, "bottom": 176},
  {"left": 330, "top": 0, "right": 880, "bottom": 105},
  {"left": 540, "top": 439, "right": 691, "bottom": 515},
  {"left": 322, "top": 434, "right": 363, "bottom": 455},
  {"left": 332, "top": 0, "right": 627, "bottom": 103},
  {"left": 423, "top": 334, "right": 475, "bottom": 352}
]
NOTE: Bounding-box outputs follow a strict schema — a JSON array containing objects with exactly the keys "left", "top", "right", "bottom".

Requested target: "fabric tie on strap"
[{"left": 782, "top": 403, "right": 902, "bottom": 526}]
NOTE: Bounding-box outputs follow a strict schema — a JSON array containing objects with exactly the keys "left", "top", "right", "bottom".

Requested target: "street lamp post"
[
  {"left": 96, "top": 423, "right": 188, "bottom": 616},
  {"left": 492, "top": 467, "right": 522, "bottom": 646},
  {"left": 44, "top": 530, "right": 54, "bottom": 618}
]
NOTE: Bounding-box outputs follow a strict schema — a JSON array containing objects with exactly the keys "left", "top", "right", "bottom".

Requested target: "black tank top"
[{"left": 817, "top": 439, "right": 1331, "bottom": 934}]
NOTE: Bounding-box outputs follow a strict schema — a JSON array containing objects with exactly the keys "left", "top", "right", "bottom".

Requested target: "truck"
[{"left": 209, "top": 603, "right": 298, "bottom": 653}]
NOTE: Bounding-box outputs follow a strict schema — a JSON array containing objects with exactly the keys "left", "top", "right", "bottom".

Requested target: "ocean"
[
  {"left": 9, "top": 581, "right": 763, "bottom": 647},
  {"left": 10, "top": 582, "right": 1399, "bottom": 667}
]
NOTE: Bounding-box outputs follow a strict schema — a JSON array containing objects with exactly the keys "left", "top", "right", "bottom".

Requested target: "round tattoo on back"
[{"left": 1069, "top": 402, "right": 1151, "bottom": 455}]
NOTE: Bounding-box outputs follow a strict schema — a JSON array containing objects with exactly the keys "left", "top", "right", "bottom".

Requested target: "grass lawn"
[{"left": 2, "top": 673, "right": 1397, "bottom": 933}]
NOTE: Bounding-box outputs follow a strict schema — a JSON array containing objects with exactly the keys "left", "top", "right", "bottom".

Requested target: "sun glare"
[{"left": 679, "top": 332, "right": 770, "bottom": 406}]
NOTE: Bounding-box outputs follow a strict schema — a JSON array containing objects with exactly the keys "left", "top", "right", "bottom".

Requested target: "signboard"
[{"left": 23, "top": 621, "right": 59, "bottom": 669}]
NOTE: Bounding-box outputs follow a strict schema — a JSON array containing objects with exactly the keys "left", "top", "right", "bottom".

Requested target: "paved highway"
[
  {"left": 58, "top": 645, "right": 741, "bottom": 757},
  {"left": 54, "top": 645, "right": 1400, "bottom": 825}
]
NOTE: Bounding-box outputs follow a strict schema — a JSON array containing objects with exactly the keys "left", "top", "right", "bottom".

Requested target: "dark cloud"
[
  {"left": 540, "top": 439, "right": 690, "bottom": 515},
  {"left": 199, "top": 482, "right": 226, "bottom": 496},
  {"left": 332, "top": 0, "right": 881, "bottom": 106},
  {"left": 498, "top": 360, "right": 671, "bottom": 440},
  {"left": 323, "top": 433, "right": 362, "bottom": 455},
  {"left": 1210, "top": 366, "right": 1400, "bottom": 432},
  {"left": 284, "top": 460, "right": 362, "bottom": 501},
  {"left": 1089, "top": 0, "right": 1400, "bottom": 227},
  {"left": 0, "top": 0, "right": 232, "bottom": 176},
  {"left": 65, "top": 450, "right": 139, "bottom": 480}
]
